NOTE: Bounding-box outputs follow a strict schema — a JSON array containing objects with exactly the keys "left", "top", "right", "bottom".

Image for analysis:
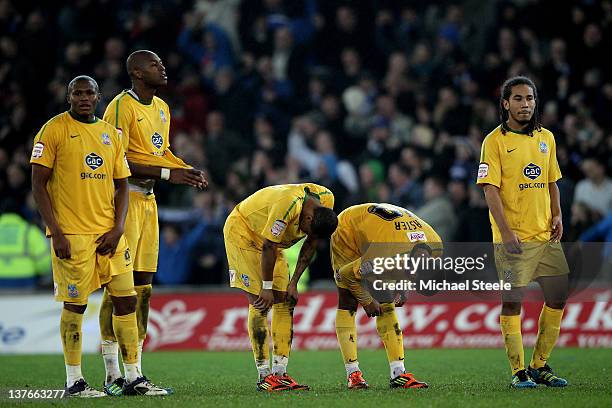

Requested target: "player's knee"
[
  {"left": 111, "top": 295, "right": 137, "bottom": 315},
  {"left": 501, "top": 302, "right": 522, "bottom": 315},
  {"left": 133, "top": 271, "right": 154, "bottom": 286},
  {"left": 545, "top": 301, "right": 565, "bottom": 310},
  {"left": 337, "top": 289, "right": 358, "bottom": 311},
  {"left": 64, "top": 302, "right": 87, "bottom": 314}
]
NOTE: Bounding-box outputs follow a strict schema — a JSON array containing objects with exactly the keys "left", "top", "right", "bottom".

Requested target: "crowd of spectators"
[{"left": 1, "top": 0, "right": 610, "bottom": 286}]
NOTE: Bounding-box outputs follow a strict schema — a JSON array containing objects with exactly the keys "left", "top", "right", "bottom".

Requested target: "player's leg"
[
  {"left": 133, "top": 271, "right": 154, "bottom": 372},
  {"left": 53, "top": 235, "right": 105, "bottom": 397},
  {"left": 376, "top": 302, "right": 428, "bottom": 389},
  {"left": 527, "top": 249, "right": 569, "bottom": 387},
  {"left": 495, "top": 244, "right": 536, "bottom": 388},
  {"left": 100, "top": 192, "right": 143, "bottom": 385},
  {"left": 269, "top": 253, "right": 309, "bottom": 391},
  {"left": 336, "top": 287, "right": 368, "bottom": 389}
]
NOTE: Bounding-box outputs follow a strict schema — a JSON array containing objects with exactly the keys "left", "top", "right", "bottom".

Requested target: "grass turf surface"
[{"left": 0, "top": 348, "right": 610, "bottom": 407}]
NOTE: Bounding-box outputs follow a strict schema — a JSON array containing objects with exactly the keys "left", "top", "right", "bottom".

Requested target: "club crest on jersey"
[
  {"left": 539, "top": 141, "right": 548, "bottom": 153},
  {"left": 85, "top": 153, "right": 103, "bottom": 170},
  {"left": 523, "top": 163, "right": 541, "bottom": 180},
  {"left": 101, "top": 132, "right": 111, "bottom": 145},
  {"left": 241, "top": 273, "right": 250, "bottom": 287},
  {"left": 67, "top": 284, "right": 78, "bottom": 298},
  {"left": 151, "top": 132, "right": 163, "bottom": 149},
  {"left": 160, "top": 109, "right": 167, "bottom": 122}
]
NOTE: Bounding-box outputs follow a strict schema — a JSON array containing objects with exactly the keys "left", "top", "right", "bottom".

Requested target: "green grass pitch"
[{"left": 1, "top": 348, "right": 610, "bottom": 407}]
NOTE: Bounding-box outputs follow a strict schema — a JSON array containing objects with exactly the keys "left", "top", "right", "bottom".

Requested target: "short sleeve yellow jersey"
[
  {"left": 30, "top": 111, "right": 130, "bottom": 235},
  {"left": 235, "top": 183, "right": 334, "bottom": 250},
  {"left": 476, "top": 124, "right": 562, "bottom": 242},
  {"left": 331, "top": 203, "right": 442, "bottom": 278},
  {"left": 103, "top": 90, "right": 189, "bottom": 169}
]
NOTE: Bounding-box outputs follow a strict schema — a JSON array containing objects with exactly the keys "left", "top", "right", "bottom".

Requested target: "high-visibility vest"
[{"left": 0, "top": 213, "right": 50, "bottom": 279}]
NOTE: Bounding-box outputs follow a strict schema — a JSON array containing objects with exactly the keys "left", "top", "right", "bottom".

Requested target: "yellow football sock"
[
  {"left": 500, "top": 314, "right": 524, "bottom": 374},
  {"left": 99, "top": 288, "right": 116, "bottom": 341},
  {"left": 248, "top": 305, "right": 270, "bottom": 372},
  {"left": 376, "top": 303, "right": 404, "bottom": 363},
  {"left": 335, "top": 309, "right": 358, "bottom": 364},
  {"left": 271, "top": 302, "right": 293, "bottom": 358},
  {"left": 530, "top": 305, "right": 564, "bottom": 369},
  {"left": 135, "top": 285, "right": 152, "bottom": 341},
  {"left": 112, "top": 312, "right": 139, "bottom": 364},
  {"left": 60, "top": 308, "right": 83, "bottom": 366}
]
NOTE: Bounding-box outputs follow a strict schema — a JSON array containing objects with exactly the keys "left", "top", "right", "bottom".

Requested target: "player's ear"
[{"left": 502, "top": 99, "right": 510, "bottom": 111}]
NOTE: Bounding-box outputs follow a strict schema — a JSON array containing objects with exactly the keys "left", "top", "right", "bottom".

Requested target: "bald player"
[
  {"left": 99, "top": 50, "right": 207, "bottom": 396},
  {"left": 31, "top": 76, "right": 137, "bottom": 397}
]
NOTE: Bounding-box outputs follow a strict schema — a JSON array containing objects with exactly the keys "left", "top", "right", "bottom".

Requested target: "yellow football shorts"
[
  {"left": 331, "top": 245, "right": 354, "bottom": 291},
  {"left": 223, "top": 211, "right": 289, "bottom": 296},
  {"left": 52, "top": 234, "right": 135, "bottom": 304},
  {"left": 495, "top": 241, "right": 570, "bottom": 288},
  {"left": 125, "top": 191, "right": 159, "bottom": 272}
]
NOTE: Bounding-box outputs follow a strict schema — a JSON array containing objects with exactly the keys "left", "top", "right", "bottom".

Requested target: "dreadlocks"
[{"left": 499, "top": 76, "right": 541, "bottom": 136}]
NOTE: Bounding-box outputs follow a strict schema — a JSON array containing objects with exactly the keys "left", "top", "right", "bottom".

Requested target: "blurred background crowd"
[{"left": 1, "top": 0, "right": 611, "bottom": 287}]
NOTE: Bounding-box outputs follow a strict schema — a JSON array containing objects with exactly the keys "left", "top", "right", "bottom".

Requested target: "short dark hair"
[
  {"left": 67, "top": 75, "right": 99, "bottom": 93},
  {"left": 499, "top": 76, "right": 541, "bottom": 136},
  {"left": 310, "top": 207, "right": 338, "bottom": 238}
]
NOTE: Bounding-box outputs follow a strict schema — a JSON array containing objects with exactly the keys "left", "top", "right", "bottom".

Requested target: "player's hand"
[
  {"left": 501, "top": 229, "right": 522, "bottom": 254},
  {"left": 287, "top": 282, "right": 299, "bottom": 306},
  {"left": 95, "top": 227, "right": 123, "bottom": 256},
  {"left": 254, "top": 288, "right": 274, "bottom": 312},
  {"left": 363, "top": 299, "right": 381, "bottom": 317},
  {"left": 169, "top": 168, "right": 208, "bottom": 189},
  {"left": 52, "top": 233, "right": 71, "bottom": 259},
  {"left": 550, "top": 215, "right": 563, "bottom": 243},
  {"left": 393, "top": 291, "right": 406, "bottom": 307}
]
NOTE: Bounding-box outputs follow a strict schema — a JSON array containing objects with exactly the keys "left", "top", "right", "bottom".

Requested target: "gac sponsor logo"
[
  {"left": 151, "top": 132, "right": 163, "bottom": 149},
  {"left": 523, "top": 162, "right": 541, "bottom": 180},
  {"left": 518, "top": 182, "right": 546, "bottom": 191},
  {"left": 85, "top": 153, "right": 103, "bottom": 170}
]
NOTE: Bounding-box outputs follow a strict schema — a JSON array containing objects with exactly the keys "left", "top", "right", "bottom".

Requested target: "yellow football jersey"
[
  {"left": 234, "top": 183, "right": 335, "bottom": 250},
  {"left": 103, "top": 90, "right": 189, "bottom": 169},
  {"left": 476, "top": 124, "right": 562, "bottom": 242},
  {"left": 30, "top": 111, "right": 130, "bottom": 235},
  {"left": 331, "top": 203, "right": 442, "bottom": 278}
]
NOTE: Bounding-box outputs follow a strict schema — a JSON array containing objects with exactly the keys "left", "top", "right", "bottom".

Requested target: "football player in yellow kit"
[
  {"left": 331, "top": 203, "right": 442, "bottom": 390},
  {"left": 100, "top": 50, "right": 207, "bottom": 396},
  {"left": 477, "top": 76, "right": 569, "bottom": 388},
  {"left": 31, "top": 76, "right": 138, "bottom": 397},
  {"left": 223, "top": 183, "right": 337, "bottom": 391}
]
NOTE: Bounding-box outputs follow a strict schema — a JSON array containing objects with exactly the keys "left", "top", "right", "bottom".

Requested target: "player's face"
[
  {"left": 503, "top": 84, "right": 535, "bottom": 125},
  {"left": 140, "top": 54, "right": 168, "bottom": 87},
  {"left": 68, "top": 80, "right": 100, "bottom": 116}
]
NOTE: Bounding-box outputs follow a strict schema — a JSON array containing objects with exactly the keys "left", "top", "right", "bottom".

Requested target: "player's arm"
[
  {"left": 286, "top": 235, "right": 317, "bottom": 304},
  {"left": 339, "top": 260, "right": 381, "bottom": 317},
  {"left": 483, "top": 184, "right": 522, "bottom": 253},
  {"left": 253, "top": 238, "right": 277, "bottom": 312},
  {"left": 128, "top": 162, "right": 207, "bottom": 189},
  {"left": 95, "top": 178, "right": 129, "bottom": 256},
  {"left": 549, "top": 182, "right": 563, "bottom": 242},
  {"left": 31, "top": 164, "right": 71, "bottom": 259}
]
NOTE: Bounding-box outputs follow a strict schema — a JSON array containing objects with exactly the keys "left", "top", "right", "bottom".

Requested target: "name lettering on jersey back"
[{"left": 394, "top": 220, "right": 423, "bottom": 231}]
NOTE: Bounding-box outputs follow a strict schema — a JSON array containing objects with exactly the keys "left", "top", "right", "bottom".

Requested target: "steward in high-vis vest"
[{"left": 0, "top": 212, "right": 50, "bottom": 287}]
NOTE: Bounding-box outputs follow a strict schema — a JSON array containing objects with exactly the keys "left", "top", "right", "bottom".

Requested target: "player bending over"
[
  {"left": 331, "top": 203, "right": 442, "bottom": 389},
  {"left": 223, "top": 183, "right": 337, "bottom": 391}
]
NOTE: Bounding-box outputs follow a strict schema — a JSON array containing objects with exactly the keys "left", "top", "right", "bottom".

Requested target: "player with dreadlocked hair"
[
  {"left": 477, "top": 75, "right": 570, "bottom": 388},
  {"left": 499, "top": 76, "right": 541, "bottom": 136}
]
